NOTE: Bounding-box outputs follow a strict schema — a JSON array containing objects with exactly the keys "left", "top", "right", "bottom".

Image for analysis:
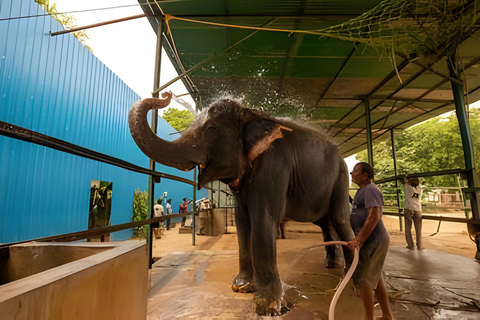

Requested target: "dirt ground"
[{"left": 382, "top": 215, "right": 477, "bottom": 259}]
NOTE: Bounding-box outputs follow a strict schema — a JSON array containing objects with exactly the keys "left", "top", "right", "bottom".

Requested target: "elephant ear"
[{"left": 243, "top": 119, "right": 293, "bottom": 162}]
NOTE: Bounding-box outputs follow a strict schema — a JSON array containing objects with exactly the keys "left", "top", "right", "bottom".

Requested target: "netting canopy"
[
  {"left": 319, "top": 0, "right": 479, "bottom": 62},
  {"left": 140, "top": 0, "right": 480, "bottom": 156}
]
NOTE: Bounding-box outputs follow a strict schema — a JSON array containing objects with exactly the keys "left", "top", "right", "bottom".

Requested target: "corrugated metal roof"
[{"left": 139, "top": 0, "right": 480, "bottom": 157}]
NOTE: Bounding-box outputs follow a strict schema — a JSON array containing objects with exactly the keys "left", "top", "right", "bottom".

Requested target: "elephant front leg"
[
  {"left": 251, "top": 216, "right": 285, "bottom": 315},
  {"left": 232, "top": 205, "right": 254, "bottom": 293}
]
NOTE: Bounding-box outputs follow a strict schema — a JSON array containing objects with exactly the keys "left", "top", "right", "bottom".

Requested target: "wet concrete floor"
[{"left": 147, "top": 222, "right": 480, "bottom": 319}]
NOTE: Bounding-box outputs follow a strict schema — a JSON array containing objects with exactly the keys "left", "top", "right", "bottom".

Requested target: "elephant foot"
[
  {"left": 232, "top": 282, "right": 254, "bottom": 293},
  {"left": 254, "top": 282, "right": 292, "bottom": 316},
  {"left": 231, "top": 274, "right": 254, "bottom": 293},
  {"left": 255, "top": 294, "right": 289, "bottom": 316},
  {"left": 324, "top": 257, "right": 335, "bottom": 269},
  {"left": 324, "top": 244, "right": 345, "bottom": 268}
]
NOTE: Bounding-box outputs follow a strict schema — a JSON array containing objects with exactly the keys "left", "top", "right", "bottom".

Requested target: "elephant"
[
  {"left": 128, "top": 92, "right": 354, "bottom": 315},
  {"left": 278, "top": 217, "right": 344, "bottom": 269}
]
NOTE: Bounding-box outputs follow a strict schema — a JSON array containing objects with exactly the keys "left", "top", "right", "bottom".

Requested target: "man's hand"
[{"left": 346, "top": 238, "right": 363, "bottom": 253}]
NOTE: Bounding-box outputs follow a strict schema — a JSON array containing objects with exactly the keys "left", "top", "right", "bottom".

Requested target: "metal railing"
[{"left": 0, "top": 212, "right": 190, "bottom": 259}]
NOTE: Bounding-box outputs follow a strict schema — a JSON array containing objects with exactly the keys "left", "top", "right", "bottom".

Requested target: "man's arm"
[{"left": 347, "top": 206, "right": 382, "bottom": 251}]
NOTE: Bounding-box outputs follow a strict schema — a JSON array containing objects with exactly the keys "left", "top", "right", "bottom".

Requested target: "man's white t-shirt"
[
  {"left": 154, "top": 204, "right": 163, "bottom": 217},
  {"left": 404, "top": 183, "right": 422, "bottom": 212}
]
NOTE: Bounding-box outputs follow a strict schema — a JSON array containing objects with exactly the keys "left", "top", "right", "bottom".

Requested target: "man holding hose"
[{"left": 347, "top": 162, "right": 394, "bottom": 320}]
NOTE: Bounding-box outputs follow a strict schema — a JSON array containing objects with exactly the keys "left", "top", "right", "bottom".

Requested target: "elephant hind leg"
[
  {"left": 329, "top": 172, "right": 355, "bottom": 264},
  {"left": 313, "top": 217, "right": 336, "bottom": 268}
]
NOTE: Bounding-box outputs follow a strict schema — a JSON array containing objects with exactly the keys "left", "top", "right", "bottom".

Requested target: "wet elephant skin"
[{"left": 128, "top": 93, "right": 355, "bottom": 316}]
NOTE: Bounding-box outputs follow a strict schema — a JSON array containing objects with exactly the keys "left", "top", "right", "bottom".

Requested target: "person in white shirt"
[
  {"left": 153, "top": 199, "right": 164, "bottom": 239},
  {"left": 403, "top": 177, "right": 423, "bottom": 250}
]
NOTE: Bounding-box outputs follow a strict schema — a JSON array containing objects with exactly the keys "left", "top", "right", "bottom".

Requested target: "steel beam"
[
  {"left": 317, "top": 44, "right": 357, "bottom": 106},
  {"left": 0, "top": 213, "right": 189, "bottom": 258},
  {"left": 0, "top": 121, "right": 196, "bottom": 185},
  {"left": 339, "top": 101, "right": 454, "bottom": 154},
  {"left": 50, "top": 14, "right": 146, "bottom": 36},
  {"left": 279, "top": 33, "right": 304, "bottom": 92},
  {"left": 192, "top": 168, "right": 197, "bottom": 246},
  {"left": 365, "top": 100, "right": 373, "bottom": 166},
  {"left": 447, "top": 55, "right": 480, "bottom": 260},
  {"left": 375, "top": 168, "right": 468, "bottom": 185},
  {"left": 148, "top": 18, "right": 164, "bottom": 269},
  {"left": 152, "top": 18, "right": 278, "bottom": 97},
  {"left": 391, "top": 129, "right": 403, "bottom": 231},
  {"left": 331, "top": 58, "right": 410, "bottom": 138}
]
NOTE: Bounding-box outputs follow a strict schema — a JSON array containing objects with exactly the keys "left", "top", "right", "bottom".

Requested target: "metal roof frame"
[
  {"left": 138, "top": 1, "right": 480, "bottom": 256},
  {"left": 137, "top": 0, "right": 480, "bottom": 173}
]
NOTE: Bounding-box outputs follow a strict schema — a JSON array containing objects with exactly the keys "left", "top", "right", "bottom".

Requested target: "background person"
[
  {"left": 347, "top": 162, "right": 394, "bottom": 320},
  {"left": 179, "top": 198, "right": 189, "bottom": 227},
  {"left": 153, "top": 198, "right": 164, "bottom": 239},
  {"left": 403, "top": 177, "right": 423, "bottom": 250},
  {"left": 165, "top": 199, "right": 172, "bottom": 230}
]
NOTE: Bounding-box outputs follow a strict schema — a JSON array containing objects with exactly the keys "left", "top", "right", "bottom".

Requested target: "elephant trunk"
[{"left": 128, "top": 93, "right": 205, "bottom": 171}]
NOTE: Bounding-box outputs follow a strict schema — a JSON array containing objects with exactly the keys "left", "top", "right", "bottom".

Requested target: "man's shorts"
[{"left": 352, "top": 236, "right": 390, "bottom": 289}]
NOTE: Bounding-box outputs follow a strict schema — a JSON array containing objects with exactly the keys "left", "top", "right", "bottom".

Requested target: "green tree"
[
  {"left": 357, "top": 110, "right": 480, "bottom": 188},
  {"left": 132, "top": 188, "right": 148, "bottom": 238},
  {"left": 162, "top": 108, "right": 195, "bottom": 132},
  {"left": 35, "top": 0, "right": 92, "bottom": 51}
]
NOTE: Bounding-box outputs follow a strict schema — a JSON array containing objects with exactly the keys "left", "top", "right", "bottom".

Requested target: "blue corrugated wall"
[{"left": 0, "top": 0, "right": 206, "bottom": 243}]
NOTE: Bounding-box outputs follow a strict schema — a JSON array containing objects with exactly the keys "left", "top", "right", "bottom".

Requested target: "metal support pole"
[
  {"left": 391, "top": 129, "right": 403, "bottom": 231},
  {"left": 147, "top": 166, "right": 156, "bottom": 268},
  {"left": 152, "top": 20, "right": 165, "bottom": 100},
  {"left": 209, "top": 182, "right": 213, "bottom": 201},
  {"left": 148, "top": 18, "right": 164, "bottom": 269},
  {"left": 50, "top": 14, "right": 146, "bottom": 36},
  {"left": 365, "top": 100, "right": 374, "bottom": 166},
  {"left": 192, "top": 167, "right": 197, "bottom": 246},
  {"left": 447, "top": 55, "right": 480, "bottom": 260}
]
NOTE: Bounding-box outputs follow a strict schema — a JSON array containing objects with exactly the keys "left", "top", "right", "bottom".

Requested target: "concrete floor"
[{"left": 147, "top": 221, "right": 480, "bottom": 319}]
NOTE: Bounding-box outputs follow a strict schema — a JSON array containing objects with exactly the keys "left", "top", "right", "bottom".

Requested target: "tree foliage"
[
  {"left": 35, "top": 0, "right": 92, "bottom": 51},
  {"left": 132, "top": 188, "right": 148, "bottom": 238},
  {"left": 162, "top": 108, "right": 195, "bottom": 132},
  {"left": 357, "top": 109, "right": 480, "bottom": 188}
]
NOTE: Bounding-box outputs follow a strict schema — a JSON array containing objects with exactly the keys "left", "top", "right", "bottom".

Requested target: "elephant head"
[{"left": 128, "top": 92, "right": 292, "bottom": 188}]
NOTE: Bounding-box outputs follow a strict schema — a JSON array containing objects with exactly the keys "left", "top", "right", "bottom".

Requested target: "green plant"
[
  {"left": 35, "top": 0, "right": 92, "bottom": 51},
  {"left": 162, "top": 108, "right": 195, "bottom": 132},
  {"left": 132, "top": 188, "right": 148, "bottom": 238}
]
